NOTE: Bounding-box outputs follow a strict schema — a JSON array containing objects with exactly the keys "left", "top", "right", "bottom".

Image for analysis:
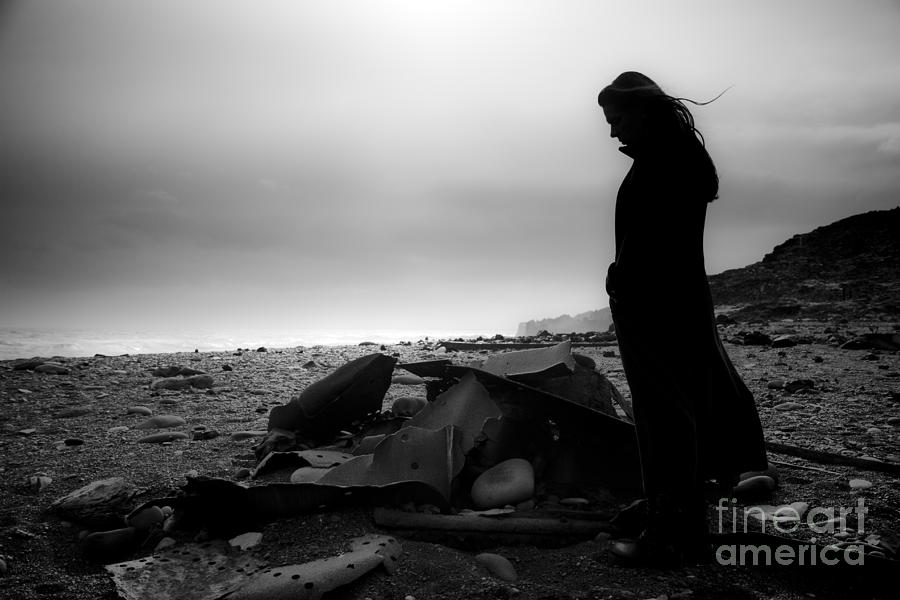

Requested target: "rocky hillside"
[
  {"left": 516, "top": 308, "right": 612, "bottom": 337},
  {"left": 708, "top": 206, "right": 900, "bottom": 321}
]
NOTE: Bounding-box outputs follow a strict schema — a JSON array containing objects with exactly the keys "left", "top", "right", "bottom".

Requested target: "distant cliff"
[
  {"left": 708, "top": 206, "right": 900, "bottom": 321},
  {"left": 515, "top": 207, "right": 900, "bottom": 331},
  {"left": 516, "top": 308, "right": 613, "bottom": 337}
]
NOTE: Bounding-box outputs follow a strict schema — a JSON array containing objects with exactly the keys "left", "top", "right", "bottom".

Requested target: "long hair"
[{"left": 598, "top": 71, "right": 721, "bottom": 202}]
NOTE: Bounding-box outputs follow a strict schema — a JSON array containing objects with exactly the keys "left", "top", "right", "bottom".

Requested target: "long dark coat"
[{"left": 607, "top": 140, "right": 768, "bottom": 499}]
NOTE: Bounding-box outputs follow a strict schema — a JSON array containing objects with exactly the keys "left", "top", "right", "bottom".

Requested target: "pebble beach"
[{"left": 1, "top": 322, "right": 898, "bottom": 599}]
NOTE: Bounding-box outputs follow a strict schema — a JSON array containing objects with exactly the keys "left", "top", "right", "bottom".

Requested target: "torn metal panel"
[
  {"left": 468, "top": 417, "right": 551, "bottom": 472},
  {"left": 106, "top": 535, "right": 401, "bottom": 600},
  {"left": 252, "top": 450, "right": 354, "bottom": 479},
  {"left": 252, "top": 428, "right": 296, "bottom": 463},
  {"left": 143, "top": 475, "right": 448, "bottom": 535},
  {"left": 447, "top": 366, "right": 642, "bottom": 491},
  {"left": 267, "top": 353, "right": 396, "bottom": 444},
  {"left": 397, "top": 359, "right": 452, "bottom": 379},
  {"left": 106, "top": 540, "right": 268, "bottom": 600},
  {"left": 353, "top": 434, "right": 386, "bottom": 455},
  {"left": 478, "top": 341, "right": 576, "bottom": 382},
  {"left": 403, "top": 371, "right": 501, "bottom": 454},
  {"left": 318, "top": 425, "right": 465, "bottom": 502},
  {"left": 528, "top": 360, "right": 617, "bottom": 418},
  {"left": 225, "top": 534, "right": 401, "bottom": 600}
]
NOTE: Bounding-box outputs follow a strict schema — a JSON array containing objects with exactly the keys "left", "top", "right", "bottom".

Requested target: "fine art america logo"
[{"left": 715, "top": 498, "right": 868, "bottom": 566}]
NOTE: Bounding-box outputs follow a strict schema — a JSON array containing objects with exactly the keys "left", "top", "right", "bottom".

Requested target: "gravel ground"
[{"left": 0, "top": 320, "right": 897, "bottom": 600}]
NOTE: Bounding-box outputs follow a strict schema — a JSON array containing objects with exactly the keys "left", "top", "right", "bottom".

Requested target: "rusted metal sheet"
[
  {"left": 252, "top": 449, "right": 354, "bottom": 479},
  {"left": 446, "top": 365, "right": 642, "bottom": 491},
  {"left": 397, "top": 359, "right": 453, "bottom": 379},
  {"left": 403, "top": 371, "right": 501, "bottom": 453},
  {"left": 318, "top": 425, "right": 465, "bottom": 501},
  {"left": 528, "top": 359, "right": 618, "bottom": 417},
  {"left": 267, "top": 353, "right": 396, "bottom": 444}
]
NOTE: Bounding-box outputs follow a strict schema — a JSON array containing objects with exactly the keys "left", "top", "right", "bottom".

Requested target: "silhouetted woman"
[{"left": 598, "top": 72, "right": 767, "bottom": 566}]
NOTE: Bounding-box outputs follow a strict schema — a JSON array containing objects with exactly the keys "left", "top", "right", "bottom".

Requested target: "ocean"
[{"left": 0, "top": 326, "right": 498, "bottom": 361}]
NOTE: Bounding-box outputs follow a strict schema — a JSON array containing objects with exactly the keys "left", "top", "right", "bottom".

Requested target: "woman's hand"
[{"left": 606, "top": 262, "right": 617, "bottom": 301}]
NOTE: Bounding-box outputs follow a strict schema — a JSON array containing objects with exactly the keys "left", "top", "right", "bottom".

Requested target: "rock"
[
  {"left": 35, "top": 362, "right": 70, "bottom": 374},
  {"left": 0, "top": 556, "right": 6, "bottom": 575},
  {"left": 886, "top": 417, "right": 900, "bottom": 426},
  {"left": 151, "top": 377, "right": 192, "bottom": 391},
  {"left": 560, "top": 497, "right": 590, "bottom": 507},
  {"left": 17, "top": 428, "right": 36, "bottom": 435},
  {"left": 151, "top": 366, "right": 182, "bottom": 377},
  {"left": 785, "top": 379, "right": 815, "bottom": 393},
  {"left": 127, "top": 506, "right": 165, "bottom": 530},
  {"left": 766, "top": 379, "right": 786, "bottom": 390},
  {"left": 474, "top": 552, "right": 517, "bottom": 582},
  {"left": 391, "top": 396, "right": 427, "bottom": 417},
  {"left": 229, "top": 531, "right": 263, "bottom": 550},
  {"left": 840, "top": 333, "right": 900, "bottom": 351},
  {"left": 13, "top": 359, "right": 48, "bottom": 371},
  {"left": 772, "top": 335, "right": 797, "bottom": 348},
  {"left": 865, "top": 427, "right": 882, "bottom": 436},
  {"left": 747, "top": 502, "right": 809, "bottom": 526},
  {"left": 64, "top": 438, "right": 84, "bottom": 446},
  {"left": 51, "top": 477, "right": 138, "bottom": 527},
  {"left": 126, "top": 406, "right": 153, "bottom": 416},
  {"left": 715, "top": 313, "right": 735, "bottom": 325},
  {"left": 733, "top": 475, "right": 777, "bottom": 499},
  {"left": 471, "top": 458, "right": 534, "bottom": 509},
  {"left": 154, "top": 537, "right": 177, "bottom": 552},
  {"left": 178, "top": 367, "right": 206, "bottom": 376},
  {"left": 849, "top": 479, "right": 872, "bottom": 490},
  {"left": 774, "top": 402, "right": 804, "bottom": 411},
  {"left": 186, "top": 374, "right": 215, "bottom": 389},
  {"left": 81, "top": 527, "right": 140, "bottom": 562},
  {"left": 135, "top": 415, "right": 186, "bottom": 429},
  {"left": 191, "top": 426, "right": 219, "bottom": 441},
  {"left": 256, "top": 347, "right": 268, "bottom": 353},
  {"left": 739, "top": 462, "right": 779, "bottom": 484},
  {"left": 137, "top": 432, "right": 189, "bottom": 444},
  {"left": 392, "top": 374, "right": 426, "bottom": 385},
  {"left": 222, "top": 364, "right": 233, "bottom": 371},
  {"left": 742, "top": 331, "right": 772, "bottom": 346},
  {"left": 234, "top": 468, "right": 251, "bottom": 479},
  {"left": 28, "top": 474, "right": 52, "bottom": 492},
  {"left": 771, "top": 335, "right": 797, "bottom": 348},
  {"left": 230, "top": 431, "right": 267, "bottom": 441},
  {"left": 54, "top": 407, "right": 93, "bottom": 418}
]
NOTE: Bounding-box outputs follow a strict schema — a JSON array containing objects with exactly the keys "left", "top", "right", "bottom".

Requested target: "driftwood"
[
  {"left": 374, "top": 507, "right": 615, "bottom": 542},
  {"left": 765, "top": 441, "right": 900, "bottom": 475},
  {"left": 768, "top": 458, "right": 841, "bottom": 477}
]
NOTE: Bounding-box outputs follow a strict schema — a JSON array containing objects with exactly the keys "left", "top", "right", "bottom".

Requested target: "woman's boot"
[{"left": 609, "top": 493, "right": 711, "bottom": 567}]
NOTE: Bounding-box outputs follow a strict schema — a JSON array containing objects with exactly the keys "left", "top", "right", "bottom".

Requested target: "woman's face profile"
[{"left": 602, "top": 104, "right": 646, "bottom": 148}]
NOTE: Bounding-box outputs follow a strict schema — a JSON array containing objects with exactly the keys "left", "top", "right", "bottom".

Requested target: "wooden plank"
[{"left": 765, "top": 440, "right": 900, "bottom": 475}]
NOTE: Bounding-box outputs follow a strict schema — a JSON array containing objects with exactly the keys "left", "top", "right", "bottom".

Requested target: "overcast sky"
[{"left": 1, "top": 0, "right": 899, "bottom": 335}]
